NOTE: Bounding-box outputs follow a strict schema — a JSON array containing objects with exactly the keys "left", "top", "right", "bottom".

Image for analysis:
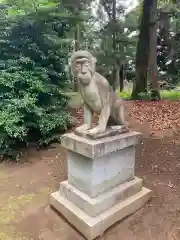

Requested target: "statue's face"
[
  {"left": 75, "top": 58, "right": 89, "bottom": 74},
  {"left": 75, "top": 58, "right": 92, "bottom": 85}
]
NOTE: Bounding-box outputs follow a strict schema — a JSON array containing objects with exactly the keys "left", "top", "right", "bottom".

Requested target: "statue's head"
[{"left": 70, "top": 50, "right": 97, "bottom": 85}]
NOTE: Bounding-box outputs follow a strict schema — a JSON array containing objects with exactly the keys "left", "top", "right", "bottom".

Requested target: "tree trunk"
[
  {"left": 120, "top": 64, "right": 124, "bottom": 92},
  {"left": 73, "top": 23, "right": 80, "bottom": 92},
  {"left": 131, "top": 0, "right": 151, "bottom": 99},
  {"left": 115, "top": 66, "right": 120, "bottom": 90},
  {"left": 159, "top": 11, "right": 170, "bottom": 49},
  {"left": 112, "top": 0, "right": 117, "bottom": 91},
  {"left": 75, "top": 23, "right": 80, "bottom": 51},
  {"left": 149, "top": 0, "right": 161, "bottom": 100}
]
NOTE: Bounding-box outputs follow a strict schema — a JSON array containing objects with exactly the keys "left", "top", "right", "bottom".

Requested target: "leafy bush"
[
  {"left": 0, "top": 6, "right": 72, "bottom": 158},
  {"left": 0, "top": 56, "right": 70, "bottom": 158},
  {"left": 137, "top": 92, "right": 150, "bottom": 100}
]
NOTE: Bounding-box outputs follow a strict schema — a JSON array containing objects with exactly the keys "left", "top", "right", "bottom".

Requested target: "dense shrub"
[{"left": 0, "top": 6, "right": 72, "bottom": 158}]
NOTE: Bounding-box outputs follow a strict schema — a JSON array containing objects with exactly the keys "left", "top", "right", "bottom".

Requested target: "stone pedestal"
[{"left": 50, "top": 131, "right": 152, "bottom": 240}]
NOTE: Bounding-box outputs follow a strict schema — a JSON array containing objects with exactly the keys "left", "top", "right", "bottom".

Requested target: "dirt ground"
[{"left": 1, "top": 100, "right": 180, "bottom": 240}]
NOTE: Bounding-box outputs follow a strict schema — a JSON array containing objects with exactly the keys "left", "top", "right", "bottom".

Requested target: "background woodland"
[{"left": 0, "top": 0, "right": 178, "bottom": 157}]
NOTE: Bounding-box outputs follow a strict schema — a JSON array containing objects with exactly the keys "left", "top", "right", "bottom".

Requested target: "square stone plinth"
[
  {"left": 61, "top": 131, "right": 141, "bottom": 159},
  {"left": 59, "top": 177, "right": 143, "bottom": 217},
  {"left": 50, "top": 186, "right": 151, "bottom": 240},
  {"left": 50, "top": 131, "right": 152, "bottom": 239},
  {"left": 68, "top": 146, "right": 135, "bottom": 197},
  {"left": 61, "top": 131, "right": 141, "bottom": 198}
]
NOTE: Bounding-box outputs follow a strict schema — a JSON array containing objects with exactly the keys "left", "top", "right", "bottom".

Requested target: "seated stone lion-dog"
[{"left": 70, "top": 50, "right": 128, "bottom": 137}]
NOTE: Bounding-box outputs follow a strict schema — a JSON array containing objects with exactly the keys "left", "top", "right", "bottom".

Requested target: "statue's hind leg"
[{"left": 110, "top": 99, "right": 125, "bottom": 125}]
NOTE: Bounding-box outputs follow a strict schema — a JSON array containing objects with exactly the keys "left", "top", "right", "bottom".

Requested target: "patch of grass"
[
  {"left": 0, "top": 226, "right": 29, "bottom": 240},
  {"left": 0, "top": 231, "right": 10, "bottom": 240},
  {"left": 0, "top": 194, "right": 35, "bottom": 224},
  {"left": 65, "top": 90, "right": 180, "bottom": 104},
  {"left": 0, "top": 187, "right": 52, "bottom": 240},
  {"left": 118, "top": 91, "right": 131, "bottom": 99},
  {"left": 161, "top": 90, "right": 180, "bottom": 100},
  {"left": 118, "top": 89, "right": 180, "bottom": 101},
  {"left": 67, "top": 91, "right": 132, "bottom": 107},
  {"left": 0, "top": 187, "right": 52, "bottom": 225},
  {"left": 0, "top": 194, "right": 35, "bottom": 240}
]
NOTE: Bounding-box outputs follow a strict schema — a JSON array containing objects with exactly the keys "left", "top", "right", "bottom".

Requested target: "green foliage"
[
  {"left": 1, "top": 0, "right": 180, "bottom": 158},
  {"left": 6, "top": 0, "right": 56, "bottom": 14},
  {"left": 0, "top": 3, "right": 72, "bottom": 158},
  {"left": 119, "top": 89, "right": 180, "bottom": 101},
  {"left": 138, "top": 92, "right": 150, "bottom": 100},
  {"left": 118, "top": 91, "right": 131, "bottom": 99},
  {"left": 119, "top": 90, "right": 151, "bottom": 100},
  {"left": 161, "top": 90, "right": 180, "bottom": 100},
  {"left": 89, "top": 1, "right": 138, "bottom": 88}
]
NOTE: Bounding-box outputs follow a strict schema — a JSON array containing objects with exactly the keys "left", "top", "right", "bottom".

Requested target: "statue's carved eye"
[
  {"left": 76, "top": 64, "right": 81, "bottom": 68},
  {"left": 83, "top": 61, "right": 89, "bottom": 67}
]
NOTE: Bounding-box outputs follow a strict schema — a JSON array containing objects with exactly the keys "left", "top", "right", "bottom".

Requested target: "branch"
[{"left": 100, "top": 0, "right": 112, "bottom": 20}]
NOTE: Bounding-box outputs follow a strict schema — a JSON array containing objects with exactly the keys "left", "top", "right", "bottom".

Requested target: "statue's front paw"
[
  {"left": 124, "top": 121, "right": 130, "bottom": 130},
  {"left": 87, "top": 126, "right": 104, "bottom": 135},
  {"left": 76, "top": 124, "right": 89, "bottom": 132}
]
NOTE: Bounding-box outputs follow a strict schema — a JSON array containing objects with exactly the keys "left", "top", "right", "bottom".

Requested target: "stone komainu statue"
[{"left": 70, "top": 50, "right": 128, "bottom": 137}]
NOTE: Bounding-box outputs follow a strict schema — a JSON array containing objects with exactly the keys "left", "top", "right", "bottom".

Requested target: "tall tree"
[
  {"left": 132, "top": 0, "right": 151, "bottom": 99},
  {"left": 159, "top": 1, "right": 177, "bottom": 84},
  {"left": 112, "top": 0, "right": 118, "bottom": 91},
  {"left": 61, "top": 0, "right": 93, "bottom": 91},
  {"left": 95, "top": 0, "right": 127, "bottom": 90},
  {"left": 149, "top": 0, "right": 161, "bottom": 100}
]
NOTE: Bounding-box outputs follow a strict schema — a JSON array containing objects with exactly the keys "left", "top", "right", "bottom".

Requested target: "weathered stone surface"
[
  {"left": 68, "top": 145, "right": 136, "bottom": 197},
  {"left": 61, "top": 131, "right": 141, "bottom": 158},
  {"left": 50, "top": 131, "right": 152, "bottom": 239},
  {"left": 50, "top": 187, "right": 152, "bottom": 240},
  {"left": 70, "top": 50, "right": 128, "bottom": 136},
  {"left": 59, "top": 177, "right": 143, "bottom": 217},
  {"left": 75, "top": 125, "right": 129, "bottom": 140}
]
